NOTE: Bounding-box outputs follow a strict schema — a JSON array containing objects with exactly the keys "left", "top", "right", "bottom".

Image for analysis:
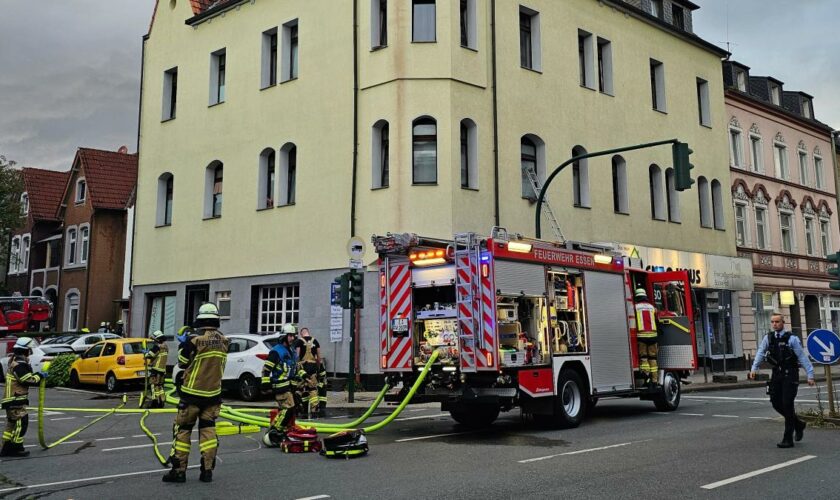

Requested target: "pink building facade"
[{"left": 724, "top": 61, "right": 838, "bottom": 365}]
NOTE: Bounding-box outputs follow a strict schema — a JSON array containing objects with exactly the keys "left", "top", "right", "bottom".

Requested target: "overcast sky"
[{"left": 0, "top": 0, "right": 837, "bottom": 171}]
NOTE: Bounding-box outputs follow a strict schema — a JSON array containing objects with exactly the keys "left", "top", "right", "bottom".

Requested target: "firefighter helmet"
[
  {"left": 282, "top": 324, "right": 297, "bottom": 336},
  {"left": 151, "top": 330, "right": 165, "bottom": 341},
  {"left": 194, "top": 303, "right": 221, "bottom": 329},
  {"left": 13, "top": 337, "right": 38, "bottom": 352},
  {"left": 634, "top": 288, "right": 648, "bottom": 301}
]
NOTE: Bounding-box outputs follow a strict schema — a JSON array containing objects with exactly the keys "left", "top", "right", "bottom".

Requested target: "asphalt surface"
[{"left": 1, "top": 383, "right": 839, "bottom": 499}]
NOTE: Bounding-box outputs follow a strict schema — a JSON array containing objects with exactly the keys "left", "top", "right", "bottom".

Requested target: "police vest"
[
  {"left": 180, "top": 329, "right": 228, "bottom": 399},
  {"left": 766, "top": 332, "right": 799, "bottom": 372},
  {"left": 635, "top": 301, "right": 658, "bottom": 339}
]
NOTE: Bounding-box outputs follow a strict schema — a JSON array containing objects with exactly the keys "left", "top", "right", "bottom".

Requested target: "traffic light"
[
  {"left": 672, "top": 141, "right": 695, "bottom": 191},
  {"left": 349, "top": 269, "right": 365, "bottom": 309},
  {"left": 334, "top": 272, "right": 351, "bottom": 309},
  {"left": 828, "top": 252, "right": 840, "bottom": 290}
]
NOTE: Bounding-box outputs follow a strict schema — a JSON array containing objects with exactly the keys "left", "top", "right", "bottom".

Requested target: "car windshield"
[{"left": 122, "top": 342, "right": 146, "bottom": 355}]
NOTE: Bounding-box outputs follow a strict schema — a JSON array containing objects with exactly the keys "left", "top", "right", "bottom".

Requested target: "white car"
[
  {"left": 172, "top": 333, "right": 281, "bottom": 401},
  {"left": 56, "top": 333, "right": 121, "bottom": 354},
  {"left": 1, "top": 344, "right": 76, "bottom": 380}
]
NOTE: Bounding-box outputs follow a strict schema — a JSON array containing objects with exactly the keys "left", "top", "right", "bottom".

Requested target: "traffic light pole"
[
  {"left": 535, "top": 139, "right": 680, "bottom": 239},
  {"left": 348, "top": 304, "right": 356, "bottom": 403}
]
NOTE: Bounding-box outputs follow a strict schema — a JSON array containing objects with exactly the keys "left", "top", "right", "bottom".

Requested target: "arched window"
[
  {"left": 711, "top": 179, "right": 724, "bottom": 230},
  {"left": 572, "top": 145, "right": 590, "bottom": 208},
  {"left": 65, "top": 290, "right": 80, "bottom": 332},
  {"left": 611, "top": 155, "right": 628, "bottom": 214},
  {"left": 412, "top": 117, "right": 437, "bottom": 184},
  {"left": 20, "top": 193, "right": 29, "bottom": 216},
  {"left": 665, "top": 167, "right": 680, "bottom": 222},
  {"left": 156, "top": 173, "right": 174, "bottom": 226},
  {"left": 258, "top": 149, "right": 276, "bottom": 209},
  {"left": 372, "top": 120, "right": 389, "bottom": 189},
  {"left": 460, "top": 119, "right": 478, "bottom": 189},
  {"left": 521, "top": 134, "right": 545, "bottom": 200},
  {"left": 204, "top": 161, "right": 223, "bottom": 218},
  {"left": 698, "top": 176, "right": 711, "bottom": 228},
  {"left": 649, "top": 164, "right": 665, "bottom": 220},
  {"left": 278, "top": 143, "right": 297, "bottom": 205}
]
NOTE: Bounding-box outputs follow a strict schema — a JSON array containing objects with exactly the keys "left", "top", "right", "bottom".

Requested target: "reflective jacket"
[
  {"left": 635, "top": 301, "right": 658, "bottom": 339},
  {"left": 2, "top": 355, "right": 43, "bottom": 409},
  {"left": 178, "top": 329, "right": 228, "bottom": 401},
  {"left": 145, "top": 341, "right": 169, "bottom": 374},
  {"left": 262, "top": 343, "right": 296, "bottom": 394}
]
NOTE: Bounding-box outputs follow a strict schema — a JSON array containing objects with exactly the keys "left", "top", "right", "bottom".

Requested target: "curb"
[{"left": 683, "top": 376, "right": 828, "bottom": 394}]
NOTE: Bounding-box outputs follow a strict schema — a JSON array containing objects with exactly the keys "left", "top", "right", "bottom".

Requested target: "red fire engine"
[
  {"left": 373, "top": 228, "right": 697, "bottom": 428},
  {"left": 0, "top": 296, "right": 52, "bottom": 334}
]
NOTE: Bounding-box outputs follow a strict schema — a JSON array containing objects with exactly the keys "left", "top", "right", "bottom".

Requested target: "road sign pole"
[
  {"left": 826, "top": 364, "right": 837, "bottom": 417},
  {"left": 348, "top": 304, "right": 356, "bottom": 404}
]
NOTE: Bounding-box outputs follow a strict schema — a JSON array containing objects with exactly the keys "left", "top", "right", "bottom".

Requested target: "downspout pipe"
[
  {"left": 832, "top": 132, "right": 840, "bottom": 231},
  {"left": 128, "top": 35, "right": 148, "bottom": 337},
  {"left": 491, "top": 0, "right": 500, "bottom": 227},
  {"left": 350, "top": 0, "right": 360, "bottom": 237}
]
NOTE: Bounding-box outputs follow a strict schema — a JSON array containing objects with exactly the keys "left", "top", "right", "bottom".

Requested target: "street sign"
[
  {"left": 806, "top": 329, "right": 840, "bottom": 365},
  {"left": 349, "top": 259, "right": 364, "bottom": 270},
  {"left": 347, "top": 237, "right": 365, "bottom": 260},
  {"left": 330, "top": 282, "right": 340, "bottom": 306},
  {"left": 330, "top": 305, "right": 343, "bottom": 343}
]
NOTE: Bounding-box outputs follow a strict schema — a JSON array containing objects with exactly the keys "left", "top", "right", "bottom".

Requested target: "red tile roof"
[
  {"left": 22, "top": 168, "right": 70, "bottom": 222},
  {"left": 76, "top": 148, "right": 138, "bottom": 211},
  {"left": 190, "top": 0, "right": 216, "bottom": 14}
]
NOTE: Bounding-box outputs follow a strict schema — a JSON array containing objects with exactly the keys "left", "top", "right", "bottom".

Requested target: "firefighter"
[
  {"left": 294, "top": 327, "right": 321, "bottom": 418},
  {"left": 634, "top": 288, "right": 659, "bottom": 385},
  {"left": 1, "top": 337, "right": 46, "bottom": 457},
  {"left": 261, "top": 324, "right": 299, "bottom": 447},
  {"left": 317, "top": 360, "right": 328, "bottom": 412},
  {"left": 163, "top": 303, "right": 228, "bottom": 484},
  {"left": 144, "top": 330, "right": 168, "bottom": 409}
]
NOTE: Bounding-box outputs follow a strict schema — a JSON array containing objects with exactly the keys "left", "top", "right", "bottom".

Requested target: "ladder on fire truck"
[
  {"left": 454, "top": 232, "right": 482, "bottom": 372},
  {"left": 523, "top": 165, "right": 565, "bottom": 242}
]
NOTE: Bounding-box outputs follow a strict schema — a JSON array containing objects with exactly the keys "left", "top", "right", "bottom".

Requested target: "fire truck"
[
  {"left": 0, "top": 296, "right": 52, "bottom": 334},
  {"left": 373, "top": 228, "right": 697, "bottom": 428}
]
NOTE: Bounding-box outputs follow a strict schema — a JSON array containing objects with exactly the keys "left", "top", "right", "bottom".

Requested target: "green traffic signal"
[
  {"left": 828, "top": 252, "right": 840, "bottom": 290},
  {"left": 673, "top": 141, "right": 695, "bottom": 191},
  {"left": 334, "top": 273, "right": 351, "bottom": 309},
  {"left": 349, "top": 269, "right": 365, "bottom": 309}
]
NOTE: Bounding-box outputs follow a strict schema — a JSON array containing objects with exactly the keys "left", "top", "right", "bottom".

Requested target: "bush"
[{"left": 45, "top": 353, "right": 77, "bottom": 388}]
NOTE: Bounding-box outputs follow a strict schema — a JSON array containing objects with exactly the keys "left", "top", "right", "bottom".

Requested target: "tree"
[{"left": 0, "top": 155, "right": 24, "bottom": 291}]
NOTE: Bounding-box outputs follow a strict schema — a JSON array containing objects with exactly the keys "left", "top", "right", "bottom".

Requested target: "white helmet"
[
  {"left": 151, "top": 330, "right": 165, "bottom": 341},
  {"left": 282, "top": 324, "right": 297, "bottom": 335},
  {"left": 196, "top": 303, "right": 220, "bottom": 321},
  {"left": 14, "top": 337, "right": 38, "bottom": 352}
]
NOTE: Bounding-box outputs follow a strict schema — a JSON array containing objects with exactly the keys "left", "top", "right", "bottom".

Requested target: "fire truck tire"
[
  {"left": 449, "top": 405, "right": 500, "bottom": 428},
  {"left": 652, "top": 371, "right": 681, "bottom": 411},
  {"left": 554, "top": 370, "right": 586, "bottom": 428}
]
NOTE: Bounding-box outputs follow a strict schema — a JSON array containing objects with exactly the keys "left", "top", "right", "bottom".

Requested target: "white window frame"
[
  {"left": 770, "top": 84, "right": 781, "bottom": 105},
  {"left": 156, "top": 173, "right": 174, "bottom": 226},
  {"left": 814, "top": 155, "right": 824, "bottom": 190},
  {"left": 20, "top": 192, "right": 29, "bottom": 216},
  {"left": 698, "top": 177, "right": 712, "bottom": 228},
  {"left": 735, "top": 69, "right": 747, "bottom": 91},
  {"left": 209, "top": 48, "right": 226, "bottom": 105},
  {"left": 257, "top": 284, "right": 300, "bottom": 332},
  {"left": 371, "top": 0, "right": 388, "bottom": 49},
  {"left": 820, "top": 218, "right": 832, "bottom": 257},
  {"left": 697, "top": 78, "right": 711, "bottom": 127},
  {"left": 597, "top": 37, "right": 613, "bottom": 95},
  {"left": 729, "top": 127, "right": 744, "bottom": 168},
  {"left": 460, "top": 0, "right": 477, "bottom": 50},
  {"left": 520, "top": 134, "right": 545, "bottom": 200},
  {"left": 9, "top": 235, "right": 21, "bottom": 274},
  {"left": 261, "top": 28, "right": 279, "bottom": 89},
  {"left": 65, "top": 291, "right": 80, "bottom": 332},
  {"left": 650, "top": 59, "right": 666, "bottom": 112},
  {"left": 711, "top": 179, "right": 724, "bottom": 230},
  {"left": 798, "top": 149, "right": 810, "bottom": 187},
  {"left": 216, "top": 290, "right": 232, "bottom": 320},
  {"left": 754, "top": 205, "right": 769, "bottom": 250},
  {"left": 204, "top": 162, "right": 223, "bottom": 219},
  {"left": 75, "top": 178, "right": 86, "bottom": 204},
  {"left": 79, "top": 223, "right": 90, "bottom": 265},
  {"left": 278, "top": 143, "right": 297, "bottom": 205},
  {"left": 749, "top": 134, "right": 763, "bottom": 173},
  {"left": 774, "top": 142, "right": 788, "bottom": 180},
  {"left": 779, "top": 210, "right": 794, "bottom": 253},
  {"left": 66, "top": 226, "right": 78, "bottom": 266},
  {"left": 258, "top": 149, "right": 276, "bottom": 209},
  {"left": 161, "top": 67, "right": 178, "bottom": 120},
  {"left": 372, "top": 120, "right": 390, "bottom": 189},
  {"left": 412, "top": 0, "right": 436, "bottom": 42},
  {"left": 578, "top": 30, "right": 595, "bottom": 90},
  {"left": 281, "top": 20, "right": 299, "bottom": 82},
  {"left": 519, "top": 6, "right": 541, "bottom": 71},
  {"left": 21, "top": 235, "right": 30, "bottom": 272},
  {"left": 804, "top": 215, "right": 816, "bottom": 256}
]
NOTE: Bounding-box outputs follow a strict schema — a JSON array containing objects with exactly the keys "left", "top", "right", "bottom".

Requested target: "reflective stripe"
[
  {"left": 180, "top": 386, "right": 222, "bottom": 397},
  {"left": 174, "top": 441, "right": 191, "bottom": 452},
  {"left": 199, "top": 439, "right": 218, "bottom": 452}
]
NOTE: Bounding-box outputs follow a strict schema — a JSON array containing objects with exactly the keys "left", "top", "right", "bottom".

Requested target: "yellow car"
[{"left": 69, "top": 338, "right": 149, "bottom": 392}]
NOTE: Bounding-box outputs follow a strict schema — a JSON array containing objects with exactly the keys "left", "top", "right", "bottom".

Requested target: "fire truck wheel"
[
  {"left": 449, "top": 405, "right": 500, "bottom": 428},
  {"left": 653, "top": 371, "right": 681, "bottom": 411},
  {"left": 554, "top": 370, "right": 586, "bottom": 428}
]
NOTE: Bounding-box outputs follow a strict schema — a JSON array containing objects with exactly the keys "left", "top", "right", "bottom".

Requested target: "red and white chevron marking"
[
  {"left": 479, "top": 260, "right": 496, "bottom": 370},
  {"left": 386, "top": 263, "right": 413, "bottom": 371},
  {"left": 457, "top": 255, "right": 476, "bottom": 370}
]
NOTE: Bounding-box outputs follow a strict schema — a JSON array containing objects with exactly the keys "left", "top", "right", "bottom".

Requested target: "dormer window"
[
  {"left": 75, "top": 178, "right": 87, "bottom": 204},
  {"left": 735, "top": 69, "right": 747, "bottom": 92},
  {"left": 769, "top": 84, "right": 781, "bottom": 105},
  {"left": 20, "top": 193, "right": 29, "bottom": 216},
  {"left": 671, "top": 5, "right": 685, "bottom": 30},
  {"left": 650, "top": 0, "right": 663, "bottom": 19},
  {"left": 802, "top": 99, "right": 813, "bottom": 119}
]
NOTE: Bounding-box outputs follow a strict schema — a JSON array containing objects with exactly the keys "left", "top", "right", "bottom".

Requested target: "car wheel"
[
  {"left": 105, "top": 372, "right": 119, "bottom": 393},
  {"left": 553, "top": 370, "right": 586, "bottom": 429},
  {"left": 238, "top": 374, "right": 259, "bottom": 402},
  {"left": 69, "top": 370, "right": 80, "bottom": 388},
  {"left": 653, "top": 371, "right": 681, "bottom": 411}
]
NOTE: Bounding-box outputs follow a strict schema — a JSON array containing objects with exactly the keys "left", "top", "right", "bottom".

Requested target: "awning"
[{"left": 37, "top": 234, "right": 63, "bottom": 244}]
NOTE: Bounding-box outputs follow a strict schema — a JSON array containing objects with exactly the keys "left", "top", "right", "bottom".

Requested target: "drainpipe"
[
  {"left": 128, "top": 35, "right": 148, "bottom": 338},
  {"left": 350, "top": 0, "right": 360, "bottom": 237},
  {"left": 491, "top": 0, "right": 500, "bottom": 227},
  {"left": 832, "top": 132, "right": 840, "bottom": 226}
]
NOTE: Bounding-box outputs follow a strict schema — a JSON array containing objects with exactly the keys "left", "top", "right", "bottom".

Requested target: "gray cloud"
[{"left": 693, "top": 0, "right": 840, "bottom": 130}]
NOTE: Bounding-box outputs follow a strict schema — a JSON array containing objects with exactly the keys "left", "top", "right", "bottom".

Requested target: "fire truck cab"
[{"left": 373, "top": 228, "right": 697, "bottom": 428}]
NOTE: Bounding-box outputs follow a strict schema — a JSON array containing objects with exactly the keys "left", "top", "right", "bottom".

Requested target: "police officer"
[
  {"left": 1, "top": 338, "right": 46, "bottom": 457},
  {"left": 261, "top": 324, "right": 299, "bottom": 447},
  {"left": 634, "top": 288, "right": 659, "bottom": 384},
  {"left": 294, "top": 327, "right": 321, "bottom": 418},
  {"left": 749, "top": 313, "right": 815, "bottom": 448},
  {"left": 163, "top": 303, "right": 229, "bottom": 483},
  {"left": 144, "top": 330, "right": 168, "bottom": 409}
]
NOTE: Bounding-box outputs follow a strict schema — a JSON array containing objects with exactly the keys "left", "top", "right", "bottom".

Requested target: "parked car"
[
  {"left": 63, "top": 333, "right": 121, "bottom": 354},
  {"left": 69, "top": 338, "right": 148, "bottom": 392},
  {"left": 41, "top": 334, "right": 80, "bottom": 345},
  {"left": 1, "top": 344, "right": 76, "bottom": 380},
  {"left": 172, "top": 333, "right": 281, "bottom": 401}
]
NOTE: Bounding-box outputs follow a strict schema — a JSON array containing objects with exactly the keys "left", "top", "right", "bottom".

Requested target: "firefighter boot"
[
  {"left": 199, "top": 464, "right": 213, "bottom": 483},
  {"left": 162, "top": 458, "right": 186, "bottom": 483},
  {"left": 3, "top": 442, "right": 29, "bottom": 458},
  {"left": 0, "top": 442, "right": 11, "bottom": 457}
]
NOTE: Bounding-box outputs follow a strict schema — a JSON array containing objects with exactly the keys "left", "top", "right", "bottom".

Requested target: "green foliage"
[
  {"left": 45, "top": 353, "right": 77, "bottom": 388},
  {"left": 0, "top": 155, "right": 24, "bottom": 273}
]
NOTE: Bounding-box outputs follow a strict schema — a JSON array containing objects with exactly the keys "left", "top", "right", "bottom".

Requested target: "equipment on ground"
[
  {"left": 321, "top": 429, "right": 368, "bottom": 458},
  {"left": 281, "top": 427, "right": 322, "bottom": 453},
  {"left": 374, "top": 228, "right": 699, "bottom": 428}
]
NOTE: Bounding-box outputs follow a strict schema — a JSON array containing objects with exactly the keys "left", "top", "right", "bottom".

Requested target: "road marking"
[
  {"left": 95, "top": 437, "right": 125, "bottom": 442},
  {"left": 712, "top": 414, "right": 739, "bottom": 418},
  {"left": 103, "top": 439, "right": 195, "bottom": 452},
  {"left": 519, "top": 441, "right": 646, "bottom": 464},
  {"left": 395, "top": 431, "right": 475, "bottom": 442},
  {"left": 50, "top": 417, "right": 76, "bottom": 421},
  {"left": 0, "top": 465, "right": 199, "bottom": 493},
  {"left": 701, "top": 455, "right": 816, "bottom": 490},
  {"left": 394, "top": 413, "right": 448, "bottom": 421},
  {"left": 748, "top": 416, "right": 775, "bottom": 420},
  {"left": 685, "top": 395, "right": 822, "bottom": 404},
  {"left": 678, "top": 413, "right": 704, "bottom": 416},
  {"left": 295, "top": 496, "right": 331, "bottom": 500},
  {"left": 132, "top": 433, "right": 161, "bottom": 438},
  {"left": 24, "top": 440, "right": 84, "bottom": 448}
]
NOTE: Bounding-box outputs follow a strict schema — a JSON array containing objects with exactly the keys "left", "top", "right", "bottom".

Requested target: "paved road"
[{"left": 1, "top": 384, "right": 838, "bottom": 499}]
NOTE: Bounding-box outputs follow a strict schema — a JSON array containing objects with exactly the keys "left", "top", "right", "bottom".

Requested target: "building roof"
[
  {"left": 73, "top": 148, "right": 138, "bottom": 211},
  {"left": 22, "top": 168, "right": 70, "bottom": 222}
]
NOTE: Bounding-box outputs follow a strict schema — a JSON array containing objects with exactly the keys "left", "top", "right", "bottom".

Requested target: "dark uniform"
[
  {"left": 317, "top": 361, "right": 328, "bottom": 411},
  {"left": 262, "top": 340, "right": 298, "bottom": 444},
  {"left": 166, "top": 328, "right": 228, "bottom": 481},
  {"left": 144, "top": 341, "right": 169, "bottom": 408},
  {"left": 294, "top": 335, "right": 321, "bottom": 417},
  {"left": 1, "top": 354, "right": 43, "bottom": 457}
]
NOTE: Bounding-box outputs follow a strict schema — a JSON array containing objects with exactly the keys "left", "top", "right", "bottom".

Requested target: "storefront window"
[{"left": 752, "top": 292, "right": 775, "bottom": 337}]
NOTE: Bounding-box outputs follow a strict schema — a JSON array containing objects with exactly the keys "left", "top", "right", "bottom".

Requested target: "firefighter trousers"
[
  {"left": 148, "top": 372, "right": 166, "bottom": 408},
  {"left": 2, "top": 407, "right": 28, "bottom": 447},
  {"left": 637, "top": 340, "right": 659, "bottom": 380},
  {"left": 300, "top": 369, "right": 319, "bottom": 416},
  {"left": 272, "top": 391, "right": 296, "bottom": 433},
  {"left": 170, "top": 403, "right": 221, "bottom": 472}
]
